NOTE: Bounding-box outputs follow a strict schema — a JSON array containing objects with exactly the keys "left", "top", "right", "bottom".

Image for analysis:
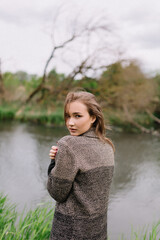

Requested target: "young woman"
[{"left": 47, "top": 91, "right": 114, "bottom": 240}]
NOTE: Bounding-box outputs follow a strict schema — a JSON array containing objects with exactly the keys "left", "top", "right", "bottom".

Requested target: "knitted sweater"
[{"left": 47, "top": 128, "right": 114, "bottom": 240}]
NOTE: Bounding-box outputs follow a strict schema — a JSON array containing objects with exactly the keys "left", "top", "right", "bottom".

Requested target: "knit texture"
[{"left": 47, "top": 128, "right": 114, "bottom": 240}]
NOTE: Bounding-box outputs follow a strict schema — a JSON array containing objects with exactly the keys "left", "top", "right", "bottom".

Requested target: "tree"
[
  {"left": 0, "top": 59, "right": 5, "bottom": 99},
  {"left": 98, "top": 61, "right": 159, "bottom": 133},
  {"left": 14, "top": 71, "right": 31, "bottom": 82},
  {"left": 25, "top": 7, "right": 120, "bottom": 103}
]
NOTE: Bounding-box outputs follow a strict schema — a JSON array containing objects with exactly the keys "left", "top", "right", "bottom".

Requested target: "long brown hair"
[{"left": 64, "top": 91, "right": 115, "bottom": 151}]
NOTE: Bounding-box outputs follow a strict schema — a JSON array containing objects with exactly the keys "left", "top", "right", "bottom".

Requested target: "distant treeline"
[{"left": 0, "top": 61, "right": 160, "bottom": 133}]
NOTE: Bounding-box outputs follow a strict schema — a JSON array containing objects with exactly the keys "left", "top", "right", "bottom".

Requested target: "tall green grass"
[
  {"left": 0, "top": 194, "right": 54, "bottom": 240},
  {"left": 0, "top": 103, "right": 65, "bottom": 126},
  {"left": 0, "top": 194, "right": 160, "bottom": 240},
  {"left": 16, "top": 108, "right": 64, "bottom": 126},
  {"left": 115, "top": 222, "right": 160, "bottom": 240},
  {"left": 0, "top": 106, "right": 16, "bottom": 120}
]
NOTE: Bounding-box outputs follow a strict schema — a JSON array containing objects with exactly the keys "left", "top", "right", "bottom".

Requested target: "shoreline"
[{"left": 0, "top": 105, "right": 159, "bottom": 134}]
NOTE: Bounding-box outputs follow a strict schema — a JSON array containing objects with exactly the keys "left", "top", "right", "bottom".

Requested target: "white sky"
[{"left": 0, "top": 0, "right": 160, "bottom": 76}]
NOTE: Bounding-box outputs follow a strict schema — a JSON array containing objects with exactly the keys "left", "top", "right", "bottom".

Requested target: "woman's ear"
[{"left": 91, "top": 116, "right": 96, "bottom": 124}]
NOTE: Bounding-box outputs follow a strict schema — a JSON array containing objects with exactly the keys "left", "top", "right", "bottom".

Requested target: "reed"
[
  {"left": 117, "top": 222, "right": 160, "bottom": 240},
  {"left": 0, "top": 194, "right": 54, "bottom": 240},
  {"left": 0, "top": 106, "right": 16, "bottom": 120},
  {"left": 15, "top": 107, "right": 65, "bottom": 126}
]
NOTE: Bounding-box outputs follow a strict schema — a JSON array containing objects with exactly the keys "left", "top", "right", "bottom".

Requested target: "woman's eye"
[{"left": 75, "top": 115, "right": 81, "bottom": 118}]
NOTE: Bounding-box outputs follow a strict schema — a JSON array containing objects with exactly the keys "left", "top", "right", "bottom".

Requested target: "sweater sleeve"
[
  {"left": 47, "top": 139, "right": 78, "bottom": 203},
  {"left": 47, "top": 159, "right": 55, "bottom": 175}
]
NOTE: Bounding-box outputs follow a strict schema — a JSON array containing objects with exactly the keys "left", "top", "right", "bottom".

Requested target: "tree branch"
[
  {"left": 146, "top": 109, "right": 160, "bottom": 124},
  {"left": 25, "top": 35, "right": 77, "bottom": 103},
  {"left": 25, "top": 12, "right": 112, "bottom": 103},
  {"left": 123, "top": 105, "right": 151, "bottom": 134}
]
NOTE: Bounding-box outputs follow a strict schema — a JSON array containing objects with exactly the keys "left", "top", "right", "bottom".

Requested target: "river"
[{"left": 0, "top": 122, "right": 160, "bottom": 239}]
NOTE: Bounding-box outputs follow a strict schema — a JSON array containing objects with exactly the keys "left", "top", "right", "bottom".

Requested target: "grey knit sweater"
[{"left": 47, "top": 128, "right": 114, "bottom": 240}]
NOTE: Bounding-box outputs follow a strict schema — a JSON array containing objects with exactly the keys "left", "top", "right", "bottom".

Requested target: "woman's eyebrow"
[{"left": 73, "top": 112, "right": 82, "bottom": 115}]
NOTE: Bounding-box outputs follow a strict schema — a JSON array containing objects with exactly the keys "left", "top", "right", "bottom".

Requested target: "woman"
[{"left": 47, "top": 91, "right": 114, "bottom": 240}]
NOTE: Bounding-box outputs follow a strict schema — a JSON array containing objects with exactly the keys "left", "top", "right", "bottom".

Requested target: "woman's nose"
[{"left": 68, "top": 117, "right": 74, "bottom": 126}]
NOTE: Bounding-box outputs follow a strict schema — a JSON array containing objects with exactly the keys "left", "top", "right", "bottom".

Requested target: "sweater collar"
[{"left": 80, "top": 127, "right": 98, "bottom": 138}]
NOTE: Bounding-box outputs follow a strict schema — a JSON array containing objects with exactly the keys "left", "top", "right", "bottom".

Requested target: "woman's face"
[{"left": 65, "top": 100, "right": 96, "bottom": 136}]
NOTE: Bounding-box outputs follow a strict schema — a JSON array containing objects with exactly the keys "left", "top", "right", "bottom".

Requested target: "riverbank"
[
  {"left": 0, "top": 194, "right": 159, "bottom": 240},
  {"left": 1, "top": 61, "right": 160, "bottom": 133},
  {"left": 0, "top": 104, "right": 157, "bottom": 133},
  {"left": 0, "top": 104, "right": 64, "bottom": 126}
]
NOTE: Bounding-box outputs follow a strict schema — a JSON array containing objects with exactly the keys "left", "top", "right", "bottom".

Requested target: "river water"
[{"left": 0, "top": 122, "right": 160, "bottom": 239}]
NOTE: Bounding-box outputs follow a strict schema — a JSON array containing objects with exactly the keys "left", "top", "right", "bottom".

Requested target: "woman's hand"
[{"left": 49, "top": 146, "right": 58, "bottom": 159}]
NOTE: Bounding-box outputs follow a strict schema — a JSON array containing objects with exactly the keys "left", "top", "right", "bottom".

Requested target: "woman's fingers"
[
  {"left": 49, "top": 151, "right": 56, "bottom": 158},
  {"left": 49, "top": 146, "right": 58, "bottom": 159},
  {"left": 52, "top": 146, "right": 58, "bottom": 150},
  {"left": 49, "top": 152, "right": 56, "bottom": 159}
]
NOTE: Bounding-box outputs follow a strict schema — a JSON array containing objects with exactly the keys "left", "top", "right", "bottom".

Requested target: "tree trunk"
[
  {"left": 25, "top": 35, "right": 76, "bottom": 103},
  {"left": 123, "top": 105, "right": 151, "bottom": 134},
  {"left": 0, "top": 59, "right": 5, "bottom": 96},
  {"left": 25, "top": 77, "right": 45, "bottom": 103},
  {"left": 146, "top": 109, "right": 160, "bottom": 124}
]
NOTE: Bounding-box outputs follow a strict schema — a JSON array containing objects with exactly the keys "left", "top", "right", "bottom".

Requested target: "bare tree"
[
  {"left": 25, "top": 35, "right": 77, "bottom": 103},
  {"left": 25, "top": 8, "right": 119, "bottom": 103}
]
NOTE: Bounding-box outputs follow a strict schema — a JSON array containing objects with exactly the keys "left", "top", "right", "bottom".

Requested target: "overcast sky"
[{"left": 0, "top": 0, "right": 160, "bottom": 76}]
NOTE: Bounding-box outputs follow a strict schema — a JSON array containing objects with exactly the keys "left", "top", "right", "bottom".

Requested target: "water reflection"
[
  {"left": 0, "top": 123, "right": 44, "bottom": 209},
  {"left": 109, "top": 132, "right": 160, "bottom": 239},
  {"left": 111, "top": 132, "right": 160, "bottom": 192},
  {"left": 0, "top": 122, "right": 160, "bottom": 239}
]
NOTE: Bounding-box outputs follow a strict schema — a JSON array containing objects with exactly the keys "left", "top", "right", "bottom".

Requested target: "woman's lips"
[{"left": 69, "top": 128, "right": 77, "bottom": 132}]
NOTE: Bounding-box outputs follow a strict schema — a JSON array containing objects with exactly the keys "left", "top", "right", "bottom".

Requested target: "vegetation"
[
  {"left": 118, "top": 221, "right": 160, "bottom": 240},
  {"left": 0, "top": 194, "right": 160, "bottom": 240},
  {"left": 0, "top": 105, "right": 16, "bottom": 121},
  {"left": 0, "top": 194, "right": 53, "bottom": 240},
  {"left": 0, "top": 61, "right": 160, "bottom": 133}
]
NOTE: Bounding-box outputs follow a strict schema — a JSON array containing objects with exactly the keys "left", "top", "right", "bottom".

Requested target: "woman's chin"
[{"left": 70, "top": 132, "right": 78, "bottom": 136}]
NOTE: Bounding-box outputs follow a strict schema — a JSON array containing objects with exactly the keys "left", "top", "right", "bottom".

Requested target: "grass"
[
  {"left": 0, "top": 106, "right": 16, "bottom": 120},
  {"left": 0, "top": 194, "right": 160, "bottom": 240},
  {"left": 0, "top": 194, "right": 54, "bottom": 240},
  {"left": 118, "top": 221, "right": 160, "bottom": 240},
  {"left": 0, "top": 103, "right": 65, "bottom": 126},
  {"left": 16, "top": 108, "right": 65, "bottom": 126}
]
